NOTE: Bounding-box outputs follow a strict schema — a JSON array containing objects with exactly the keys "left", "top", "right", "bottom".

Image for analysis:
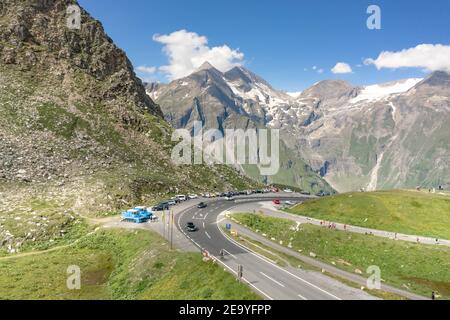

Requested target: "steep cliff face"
[
  {"left": 0, "top": 0, "right": 162, "bottom": 117},
  {"left": 0, "top": 0, "right": 168, "bottom": 187}
]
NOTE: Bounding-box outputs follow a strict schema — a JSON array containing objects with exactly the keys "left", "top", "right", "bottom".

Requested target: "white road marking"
[
  {"left": 298, "top": 294, "right": 308, "bottom": 300},
  {"left": 216, "top": 205, "right": 342, "bottom": 300},
  {"left": 177, "top": 196, "right": 338, "bottom": 301},
  {"left": 203, "top": 222, "right": 205, "bottom": 228},
  {"left": 260, "top": 272, "right": 285, "bottom": 288},
  {"left": 213, "top": 256, "right": 273, "bottom": 300},
  {"left": 222, "top": 249, "right": 237, "bottom": 259},
  {"left": 216, "top": 217, "right": 226, "bottom": 224},
  {"left": 205, "top": 231, "right": 211, "bottom": 239}
]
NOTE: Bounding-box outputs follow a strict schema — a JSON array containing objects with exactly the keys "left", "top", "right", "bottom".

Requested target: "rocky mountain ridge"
[
  {"left": 146, "top": 63, "right": 334, "bottom": 193},
  {"left": 148, "top": 62, "right": 450, "bottom": 192}
]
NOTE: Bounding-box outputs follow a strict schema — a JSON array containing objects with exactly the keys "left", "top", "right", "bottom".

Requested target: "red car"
[{"left": 273, "top": 199, "right": 281, "bottom": 205}]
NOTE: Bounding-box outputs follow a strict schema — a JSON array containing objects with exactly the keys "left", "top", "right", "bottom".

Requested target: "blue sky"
[{"left": 79, "top": 0, "right": 450, "bottom": 91}]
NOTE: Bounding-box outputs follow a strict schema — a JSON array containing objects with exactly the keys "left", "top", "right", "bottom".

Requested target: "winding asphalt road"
[{"left": 176, "top": 195, "right": 378, "bottom": 300}]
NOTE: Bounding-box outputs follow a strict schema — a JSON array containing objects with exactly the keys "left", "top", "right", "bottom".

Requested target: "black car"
[
  {"left": 153, "top": 202, "right": 170, "bottom": 211},
  {"left": 197, "top": 202, "right": 207, "bottom": 209},
  {"left": 186, "top": 222, "right": 198, "bottom": 232}
]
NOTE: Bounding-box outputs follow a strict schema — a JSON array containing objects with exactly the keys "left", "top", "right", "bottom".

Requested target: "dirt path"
[{"left": 0, "top": 228, "right": 101, "bottom": 261}]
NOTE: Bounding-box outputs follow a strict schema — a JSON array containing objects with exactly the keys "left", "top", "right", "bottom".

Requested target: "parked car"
[
  {"left": 170, "top": 197, "right": 180, "bottom": 203},
  {"left": 197, "top": 202, "right": 207, "bottom": 209},
  {"left": 283, "top": 189, "right": 293, "bottom": 193},
  {"left": 153, "top": 202, "right": 170, "bottom": 211},
  {"left": 225, "top": 196, "right": 234, "bottom": 201},
  {"left": 300, "top": 191, "right": 311, "bottom": 196},
  {"left": 186, "top": 222, "right": 198, "bottom": 232},
  {"left": 168, "top": 200, "right": 177, "bottom": 206},
  {"left": 284, "top": 200, "right": 295, "bottom": 206},
  {"left": 273, "top": 199, "right": 281, "bottom": 205},
  {"left": 176, "top": 195, "right": 187, "bottom": 201},
  {"left": 188, "top": 194, "right": 198, "bottom": 199}
]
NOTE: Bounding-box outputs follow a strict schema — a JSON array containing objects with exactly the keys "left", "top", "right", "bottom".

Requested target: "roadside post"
[
  {"left": 238, "top": 264, "right": 244, "bottom": 282},
  {"left": 170, "top": 210, "right": 174, "bottom": 250},
  {"left": 162, "top": 209, "right": 166, "bottom": 239}
]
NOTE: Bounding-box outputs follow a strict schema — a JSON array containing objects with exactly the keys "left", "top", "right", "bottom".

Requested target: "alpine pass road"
[{"left": 176, "top": 195, "right": 378, "bottom": 300}]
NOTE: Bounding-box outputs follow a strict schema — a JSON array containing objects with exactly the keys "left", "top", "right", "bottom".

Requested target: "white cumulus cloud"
[
  {"left": 365, "top": 44, "right": 450, "bottom": 72},
  {"left": 136, "top": 65, "right": 157, "bottom": 74},
  {"left": 331, "top": 62, "right": 353, "bottom": 74},
  {"left": 153, "top": 30, "right": 244, "bottom": 80}
]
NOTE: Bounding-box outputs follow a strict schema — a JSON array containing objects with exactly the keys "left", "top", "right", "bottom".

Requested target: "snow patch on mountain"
[
  {"left": 287, "top": 91, "right": 302, "bottom": 98},
  {"left": 351, "top": 78, "right": 423, "bottom": 103},
  {"left": 221, "top": 70, "right": 301, "bottom": 128}
]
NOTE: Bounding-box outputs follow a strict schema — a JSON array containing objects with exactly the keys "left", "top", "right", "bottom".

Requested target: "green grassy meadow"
[
  {"left": 232, "top": 213, "right": 450, "bottom": 300},
  {"left": 0, "top": 229, "right": 259, "bottom": 300},
  {"left": 287, "top": 190, "right": 450, "bottom": 239}
]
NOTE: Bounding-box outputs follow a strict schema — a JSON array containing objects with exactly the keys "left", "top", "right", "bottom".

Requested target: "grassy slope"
[
  {"left": 287, "top": 190, "right": 450, "bottom": 239},
  {"left": 233, "top": 213, "right": 450, "bottom": 299},
  {"left": 0, "top": 228, "right": 259, "bottom": 300}
]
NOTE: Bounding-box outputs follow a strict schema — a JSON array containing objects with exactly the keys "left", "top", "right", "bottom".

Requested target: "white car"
[
  {"left": 225, "top": 196, "right": 234, "bottom": 201},
  {"left": 284, "top": 201, "right": 295, "bottom": 206},
  {"left": 168, "top": 200, "right": 177, "bottom": 206},
  {"left": 188, "top": 194, "right": 198, "bottom": 199},
  {"left": 283, "top": 189, "right": 293, "bottom": 193},
  {"left": 176, "top": 195, "right": 187, "bottom": 201}
]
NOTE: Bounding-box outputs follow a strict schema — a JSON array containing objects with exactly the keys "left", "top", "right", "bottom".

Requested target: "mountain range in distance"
[{"left": 147, "top": 62, "right": 450, "bottom": 193}]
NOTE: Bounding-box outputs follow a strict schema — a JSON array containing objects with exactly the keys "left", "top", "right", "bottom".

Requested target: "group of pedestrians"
[{"left": 319, "top": 221, "right": 338, "bottom": 230}]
